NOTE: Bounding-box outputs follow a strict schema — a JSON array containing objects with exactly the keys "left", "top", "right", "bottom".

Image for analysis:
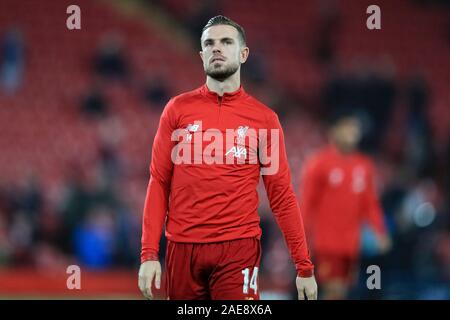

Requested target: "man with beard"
[{"left": 138, "top": 15, "right": 317, "bottom": 300}]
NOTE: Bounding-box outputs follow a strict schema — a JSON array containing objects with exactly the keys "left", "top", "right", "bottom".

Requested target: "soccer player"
[
  {"left": 299, "top": 111, "right": 391, "bottom": 299},
  {"left": 138, "top": 15, "right": 317, "bottom": 300}
]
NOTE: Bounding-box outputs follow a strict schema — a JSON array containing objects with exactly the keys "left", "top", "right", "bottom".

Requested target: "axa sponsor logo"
[{"left": 225, "top": 146, "right": 247, "bottom": 159}]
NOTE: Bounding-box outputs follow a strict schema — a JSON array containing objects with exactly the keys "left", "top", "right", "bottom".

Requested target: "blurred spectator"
[
  {"left": 113, "top": 206, "right": 141, "bottom": 267},
  {"left": 94, "top": 33, "right": 129, "bottom": 82},
  {"left": 81, "top": 82, "right": 109, "bottom": 119},
  {"left": 74, "top": 205, "right": 117, "bottom": 269},
  {"left": 313, "top": 0, "right": 341, "bottom": 65},
  {"left": 35, "top": 206, "right": 63, "bottom": 252},
  {"left": 142, "top": 75, "right": 170, "bottom": 110},
  {"left": 9, "top": 210, "right": 34, "bottom": 265},
  {"left": 404, "top": 72, "right": 435, "bottom": 178},
  {"left": 0, "top": 210, "right": 12, "bottom": 265},
  {"left": 365, "top": 57, "right": 397, "bottom": 150},
  {"left": 1, "top": 27, "right": 24, "bottom": 94},
  {"left": 322, "top": 58, "right": 397, "bottom": 152},
  {"left": 18, "top": 174, "right": 43, "bottom": 226},
  {"left": 97, "top": 115, "right": 126, "bottom": 182},
  {"left": 60, "top": 166, "right": 96, "bottom": 253}
]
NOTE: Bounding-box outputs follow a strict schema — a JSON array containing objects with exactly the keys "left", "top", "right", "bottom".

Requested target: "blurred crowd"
[
  {"left": 0, "top": 118, "right": 142, "bottom": 271},
  {"left": 0, "top": 0, "right": 449, "bottom": 299}
]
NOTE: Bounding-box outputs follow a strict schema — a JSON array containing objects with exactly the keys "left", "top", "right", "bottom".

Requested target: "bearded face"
[
  {"left": 205, "top": 59, "right": 240, "bottom": 81},
  {"left": 200, "top": 25, "right": 247, "bottom": 82}
]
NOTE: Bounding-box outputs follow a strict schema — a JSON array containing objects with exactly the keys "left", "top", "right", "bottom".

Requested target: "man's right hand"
[{"left": 138, "top": 260, "right": 162, "bottom": 300}]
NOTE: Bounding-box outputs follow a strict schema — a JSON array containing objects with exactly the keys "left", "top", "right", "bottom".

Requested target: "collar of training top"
[{"left": 200, "top": 83, "right": 246, "bottom": 103}]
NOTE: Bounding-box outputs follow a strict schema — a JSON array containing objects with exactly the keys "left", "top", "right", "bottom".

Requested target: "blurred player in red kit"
[
  {"left": 138, "top": 16, "right": 317, "bottom": 300},
  {"left": 299, "top": 111, "right": 391, "bottom": 299}
]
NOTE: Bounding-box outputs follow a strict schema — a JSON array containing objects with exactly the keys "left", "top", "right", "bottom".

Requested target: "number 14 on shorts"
[{"left": 242, "top": 267, "right": 258, "bottom": 294}]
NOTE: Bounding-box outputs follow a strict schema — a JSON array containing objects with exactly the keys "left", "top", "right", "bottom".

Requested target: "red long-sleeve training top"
[
  {"left": 141, "top": 84, "right": 314, "bottom": 277},
  {"left": 299, "top": 145, "right": 387, "bottom": 257}
]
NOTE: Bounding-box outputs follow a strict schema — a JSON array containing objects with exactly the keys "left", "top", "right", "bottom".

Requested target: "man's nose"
[{"left": 212, "top": 44, "right": 222, "bottom": 54}]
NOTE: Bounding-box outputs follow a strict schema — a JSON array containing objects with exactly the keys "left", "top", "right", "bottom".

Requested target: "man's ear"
[
  {"left": 240, "top": 47, "right": 249, "bottom": 64},
  {"left": 199, "top": 51, "right": 204, "bottom": 62}
]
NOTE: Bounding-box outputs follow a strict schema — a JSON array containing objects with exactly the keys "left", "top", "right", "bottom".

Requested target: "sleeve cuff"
[{"left": 141, "top": 251, "right": 159, "bottom": 263}]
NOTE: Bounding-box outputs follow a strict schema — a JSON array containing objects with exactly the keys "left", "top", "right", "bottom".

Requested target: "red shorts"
[
  {"left": 313, "top": 252, "right": 358, "bottom": 285},
  {"left": 165, "top": 237, "right": 261, "bottom": 300}
]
